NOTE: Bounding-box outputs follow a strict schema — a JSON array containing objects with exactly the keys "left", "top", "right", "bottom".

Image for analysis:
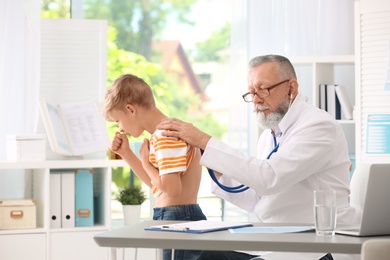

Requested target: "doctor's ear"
[{"left": 288, "top": 80, "right": 299, "bottom": 98}]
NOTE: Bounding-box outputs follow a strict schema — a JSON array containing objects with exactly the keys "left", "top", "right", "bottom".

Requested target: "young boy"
[{"left": 103, "top": 74, "right": 206, "bottom": 260}]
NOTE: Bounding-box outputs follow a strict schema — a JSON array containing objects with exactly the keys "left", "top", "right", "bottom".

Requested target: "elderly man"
[{"left": 157, "top": 54, "right": 357, "bottom": 260}]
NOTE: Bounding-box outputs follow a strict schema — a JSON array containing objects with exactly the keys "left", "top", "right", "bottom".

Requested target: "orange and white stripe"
[{"left": 149, "top": 129, "right": 195, "bottom": 197}]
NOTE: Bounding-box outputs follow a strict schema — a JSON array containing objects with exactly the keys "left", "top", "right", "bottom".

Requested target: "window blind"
[{"left": 356, "top": 1, "right": 390, "bottom": 161}]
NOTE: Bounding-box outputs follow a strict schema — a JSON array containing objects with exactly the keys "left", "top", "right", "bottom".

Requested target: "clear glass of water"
[{"left": 313, "top": 190, "right": 337, "bottom": 236}]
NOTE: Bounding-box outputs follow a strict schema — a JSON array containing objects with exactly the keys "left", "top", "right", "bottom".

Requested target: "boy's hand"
[{"left": 110, "top": 132, "right": 129, "bottom": 157}]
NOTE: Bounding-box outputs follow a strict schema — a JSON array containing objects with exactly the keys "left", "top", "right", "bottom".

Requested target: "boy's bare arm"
[
  {"left": 142, "top": 161, "right": 182, "bottom": 198},
  {"left": 111, "top": 132, "right": 153, "bottom": 188},
  {"left": 140, "top": 139, "right": 182, "bottom": 197}
]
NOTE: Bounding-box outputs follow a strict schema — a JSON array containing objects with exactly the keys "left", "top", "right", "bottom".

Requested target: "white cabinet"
[
  {"left": 0, "top": 159, "right": 127, "bottom": 260},
  {"left": 0, "top": 233, "right": 46, "bottom": 260},
  {"left": 50, "top": 230, "right": 110, "bottom": 260},
  {"left": 291, "top": 55, "right": 356, "bottom": 155}
]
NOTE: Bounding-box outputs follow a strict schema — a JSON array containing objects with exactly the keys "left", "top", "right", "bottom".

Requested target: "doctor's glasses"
[{"left": 242, "top": 79, "right": 290, "bottom": 103}]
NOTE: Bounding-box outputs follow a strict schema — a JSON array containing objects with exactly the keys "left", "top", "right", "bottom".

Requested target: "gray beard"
[{"left": 257, "top": 99, "right": 290, "bottom": 129}]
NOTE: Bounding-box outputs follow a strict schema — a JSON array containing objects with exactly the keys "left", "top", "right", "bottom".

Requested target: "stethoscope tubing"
[{"left": 204, "top": 134, "right": 280, "bottom": 193}]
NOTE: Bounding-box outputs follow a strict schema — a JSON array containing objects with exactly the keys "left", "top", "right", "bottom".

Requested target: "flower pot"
[{"left": 122, "top": 205, "right": 141, "bottom": 225}]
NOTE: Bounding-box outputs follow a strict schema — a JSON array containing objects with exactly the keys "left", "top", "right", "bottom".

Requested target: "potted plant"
[{"left": 115, "top": 185, "right": 146, "bottom": 225}]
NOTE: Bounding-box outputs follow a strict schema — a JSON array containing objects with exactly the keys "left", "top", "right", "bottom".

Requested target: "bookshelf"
[{"left": 0, "top": 159, "right": 127, "bottom": 260}]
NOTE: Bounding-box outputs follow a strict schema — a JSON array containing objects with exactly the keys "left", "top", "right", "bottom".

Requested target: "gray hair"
[{"left": 249, "top": 54, "right": 297, "bottom": 80}]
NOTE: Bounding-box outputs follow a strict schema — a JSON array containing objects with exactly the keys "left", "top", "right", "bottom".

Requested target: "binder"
[
  {"left": 145, "top": 220, "right": 252, "bottom": 234},
  {"left": 49, "top": 173, "right": 62, "bottom": 228},
  {"left": 334, "top": 84, "right": 353, "bottom": 120},
  {"left": 61, "top": 172, "right": 75, "bottom": 228},
  {"left": 325, "top": 84, "right": 341, "bottom": 119},
  {"left": 75, "top": 169, "right": 94, "bottom": 227},
  {"left": 319, "top": 84, "right": 327, "bottom": 111}
]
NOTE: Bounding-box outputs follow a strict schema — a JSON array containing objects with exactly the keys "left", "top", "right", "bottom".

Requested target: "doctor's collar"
[{"left": 271, "top": 126, "right": 282, "bottom": 137}]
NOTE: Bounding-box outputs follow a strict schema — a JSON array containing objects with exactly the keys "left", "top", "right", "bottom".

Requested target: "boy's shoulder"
[
  {"left": 152, "top": 129, "right": 180, "bottom": 141},
  {"left": 152, "top": 128, "right": 165, "bottom": 137},
  {"left": 151, "top": 129, "right": 191, "bottom": 147}
]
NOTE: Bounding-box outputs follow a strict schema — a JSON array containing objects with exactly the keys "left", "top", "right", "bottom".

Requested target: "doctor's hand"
[
  {"left": 110, "top": 132, "right": 130, "bottom": 158},
  {"left": 157, "top": 118, "right": 211, "bottom": 150}
]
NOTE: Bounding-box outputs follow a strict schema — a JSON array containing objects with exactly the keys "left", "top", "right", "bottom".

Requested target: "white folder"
[
  {"left": 49, "top": 173, "right": 62, "bottom": 228},
  {"left": 61, "top": 172, "right": 75, "bottom": 228}
]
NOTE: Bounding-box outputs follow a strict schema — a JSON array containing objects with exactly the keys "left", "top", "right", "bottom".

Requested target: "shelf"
[
  {"left": 337, "top": 120, "right": 355, "bottom": 124},
  {"left": 0, "top": 227, "right": 47, "bottom": 235},
  {"left": 0, "top": 158, "right": 117, "bottom": 260},
  {"left": 0, "top": 159, "right": 128, "bottom": 170}
]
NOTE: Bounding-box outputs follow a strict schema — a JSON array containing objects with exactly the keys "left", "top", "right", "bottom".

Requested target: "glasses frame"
[{"left": 242, "top": 79, "right": 290, "bottom": 103}]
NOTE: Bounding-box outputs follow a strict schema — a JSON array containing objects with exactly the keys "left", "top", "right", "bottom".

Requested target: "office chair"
[{"left": 361, "top": 239, "right": 390, "bottom": 260}]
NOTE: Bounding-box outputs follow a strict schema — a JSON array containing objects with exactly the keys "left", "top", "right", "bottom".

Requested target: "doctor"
[{"left": 157, "top": 54, "right": 357, "bottom": 260}]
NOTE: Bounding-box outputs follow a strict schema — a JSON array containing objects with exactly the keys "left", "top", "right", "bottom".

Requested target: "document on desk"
[
  {"left": 145, "top": 220, "right": 252, "bottom": 234},
  {"left": 229, "top": 226, "right": 315, "bottom": 234}
]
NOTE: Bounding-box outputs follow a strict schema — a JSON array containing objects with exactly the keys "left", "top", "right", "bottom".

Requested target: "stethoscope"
[{"left": 204, "top": 132, "right": 281, "bottom": 193}]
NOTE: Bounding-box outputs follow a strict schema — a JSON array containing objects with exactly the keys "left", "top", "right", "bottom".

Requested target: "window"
[{"left": 41, "top": 0, "right": 251, "bottom": 222}]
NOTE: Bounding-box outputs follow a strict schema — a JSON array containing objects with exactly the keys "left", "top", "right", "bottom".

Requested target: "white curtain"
[
  {"left": 228, "top": 0, "right": 251, "bottom": 153},
  {"left": 0, "top": 0, "right": 40, "bottom": 197},
  {"left": 0, "top": 0, "right": 40, "bottom": 160},
  {"left": 247, "top": 0, "right": 354, "bottom": 57}
]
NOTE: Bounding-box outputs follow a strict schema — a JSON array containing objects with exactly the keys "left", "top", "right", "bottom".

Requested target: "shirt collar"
[{"left": 271, "top": 126, "right": 282, "bottom": 137}]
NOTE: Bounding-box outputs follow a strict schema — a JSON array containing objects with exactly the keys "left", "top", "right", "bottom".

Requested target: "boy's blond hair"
[{"left": 104, "top": 74, "right": 156, "bottom": 121}]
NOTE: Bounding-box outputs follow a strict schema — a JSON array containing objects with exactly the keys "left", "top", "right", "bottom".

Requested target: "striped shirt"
[{"left": 149, "top": 129, "right": 195, "bottom": 197}]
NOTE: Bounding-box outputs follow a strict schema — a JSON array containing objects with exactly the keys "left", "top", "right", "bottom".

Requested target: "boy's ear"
[{"left": 126, "top": 104, "right": 135, "bottom": 114}]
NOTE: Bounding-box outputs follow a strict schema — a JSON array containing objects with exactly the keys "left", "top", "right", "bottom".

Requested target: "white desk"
[{"left": 94, "top": 220, "right": 390, "bottom": 258}]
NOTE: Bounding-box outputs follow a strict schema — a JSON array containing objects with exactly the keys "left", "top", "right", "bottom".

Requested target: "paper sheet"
[{"left": 229, "top": 226, "right": 315, "bottom": 234}]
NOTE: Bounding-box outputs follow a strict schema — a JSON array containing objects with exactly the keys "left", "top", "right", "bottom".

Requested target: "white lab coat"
[{"left": 201, "top": 93, "right": 359, "bottom": 259}]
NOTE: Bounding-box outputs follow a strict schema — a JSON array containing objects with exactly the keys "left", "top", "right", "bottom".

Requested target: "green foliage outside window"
[{"left": 83, "top": 0, "right": 197, "bottom": 60}]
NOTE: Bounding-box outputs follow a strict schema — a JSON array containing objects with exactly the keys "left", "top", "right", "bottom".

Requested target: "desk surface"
[{"left": 94, "top": 220, "right": 390, "bottom": 254}]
